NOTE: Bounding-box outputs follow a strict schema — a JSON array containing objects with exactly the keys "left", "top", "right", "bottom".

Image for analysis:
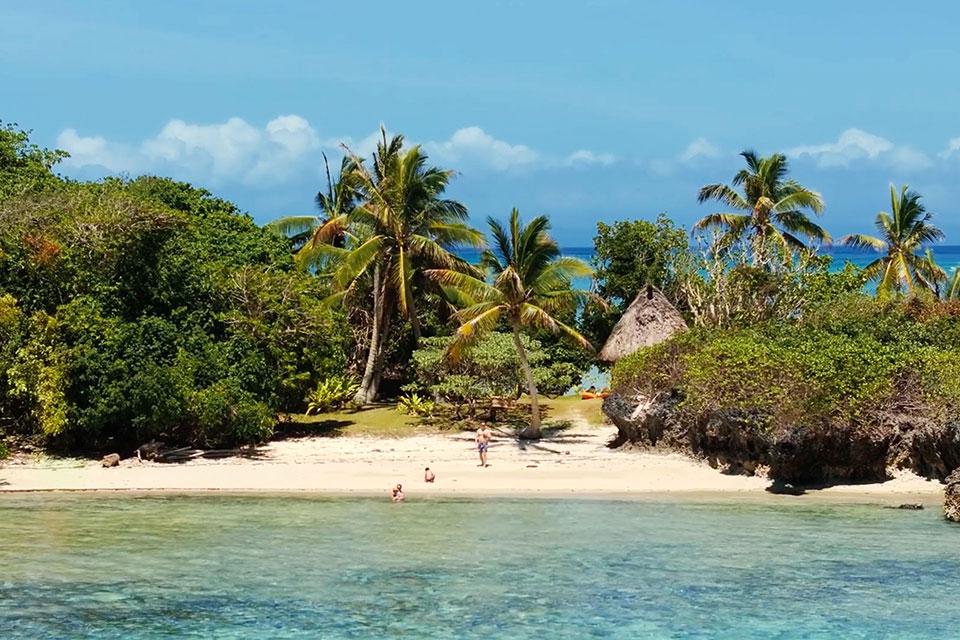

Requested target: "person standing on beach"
[{"left": 476, "top": 423, "right": 492, "bottom": 467}]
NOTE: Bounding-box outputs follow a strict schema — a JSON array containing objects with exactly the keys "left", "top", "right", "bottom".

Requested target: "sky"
[{"left": 3, "top": 0, "right": 960, "bottom": 245}]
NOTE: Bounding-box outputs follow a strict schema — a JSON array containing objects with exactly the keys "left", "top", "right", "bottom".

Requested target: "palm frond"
[
  {"left": 840, "top": 233, "right": 886, "bottom": 251},
  {"left": 697, "top": 184, "right": 749, "bottom": 209},
  {"left": 774, "top": 210, "right": 831, "bottom": 242},
  {"left": 424, "top": 268, "right": 498, "bottom": 301},
  {"left": 447, "top": 304, "right": 504, "bottom": 361},
  {"left": 265, "top": 215, "right": 320, "bottom": 237},
  {"left": 519, "top": 303, "right": 594, "bottom": 351},
  {"left": 693, "top": 212, "right": 751, "bottom": 231},
  {"left": 774, "top": 189, "right": 825, "bottom": 215},
  {"left": 330, "top": 236, "right": 383, "bottom": 290}
]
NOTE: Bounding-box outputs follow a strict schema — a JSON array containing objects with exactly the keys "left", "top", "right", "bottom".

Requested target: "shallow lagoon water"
[{"left": 1, "top": 494, "right": 958, "bottom": 639}]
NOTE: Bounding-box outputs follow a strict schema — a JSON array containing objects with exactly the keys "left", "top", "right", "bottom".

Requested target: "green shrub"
[
  {"left": 407, "top": 333, "right": 556, "bottom": 417},
  {"left": 190, "top": 380, "right": 275, "bottom": 447},
  {"left": 305, "top": 375, "right": 359, "bottom": 414},
  {"left": 397, "top": 393, "right": 437, "bottom": 417},
  {"left": 611, "top": 298, "right": 960, "bottom": 432}
]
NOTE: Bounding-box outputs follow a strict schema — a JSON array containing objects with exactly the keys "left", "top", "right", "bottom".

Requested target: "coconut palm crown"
[
  {"left": 840, "top": 184, "right": 945, "bottom": 297},
  {"left": 427, "top": 208, "right": 602, "bottom": 439},
  {"left": 695, "top": 151, "right": 829, "bottom": 264},
  {"left": 319, "top": 127, "right": 485, "bottom": 402},
  {"left": 266, "top": 153, "right": 360, "bottom": 269}
]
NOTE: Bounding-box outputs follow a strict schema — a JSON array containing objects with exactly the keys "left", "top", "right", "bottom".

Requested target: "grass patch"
[
  {"left": 277, "top": 395, "right": 607, "bottom": 440},
  {"left": 277, "top": 405, "right": 430, "bottom": 439},
  {"left": 543, "top": 395, "right": 607, "bottom": 427}
]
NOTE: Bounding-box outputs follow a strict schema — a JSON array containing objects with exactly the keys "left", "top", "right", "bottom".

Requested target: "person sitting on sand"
[
  {"left": 392, "top": 484, "right": 405, "bottom": 502},
  {"left": 424, "top": 467, "right": 435, "bottom": 483},
  {"left": 476, "top": 423, "right": 492, "bottom": 467}
]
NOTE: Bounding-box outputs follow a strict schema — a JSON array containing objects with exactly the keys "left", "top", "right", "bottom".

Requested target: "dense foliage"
[
  {"left": 0, "top": 127, "right": 348, "bottom": 452},
  {"left": 582, "top": 214, "right": 690, "bottom": 345},
  {"left": 612, "top": 296, "right": 960, "bottom": 436},
  {"left": 406, "top": 332, "right": 579, "bottom": 417}
]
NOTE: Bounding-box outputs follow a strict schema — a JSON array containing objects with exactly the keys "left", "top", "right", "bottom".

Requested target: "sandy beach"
[{"left": 0, "top": 422, "right": 945, "bottom": 502}]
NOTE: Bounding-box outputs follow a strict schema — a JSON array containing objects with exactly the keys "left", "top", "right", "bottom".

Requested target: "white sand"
[{"left": 0, "top": 423, "right": 945, "bottom": 502}]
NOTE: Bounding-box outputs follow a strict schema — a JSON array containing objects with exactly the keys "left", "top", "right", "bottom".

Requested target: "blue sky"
[{"left": 4, "top": 0, "right": 960, "bottom": 245}]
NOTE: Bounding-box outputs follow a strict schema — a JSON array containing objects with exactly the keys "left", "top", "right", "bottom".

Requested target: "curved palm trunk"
[
  {"left": 356, "top": 264, "right": 391, "bottom": 404},
  {"left": 408, "top": 297, "right": 421, "bottom": 345},
  {"left": 512, "top": 322, "right": 541, "bottom": 439}
]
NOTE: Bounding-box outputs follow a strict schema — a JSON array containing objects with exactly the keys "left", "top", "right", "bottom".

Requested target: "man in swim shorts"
[{"left": 476, "top": 423, "right": 492, "bottom": 467}]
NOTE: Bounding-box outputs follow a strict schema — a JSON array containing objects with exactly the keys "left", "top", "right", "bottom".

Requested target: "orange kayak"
[{"left": 580, "top": 391, "right": 610, "bottom": 400}]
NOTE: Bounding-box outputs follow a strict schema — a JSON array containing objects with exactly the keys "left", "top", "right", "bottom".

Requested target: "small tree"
[
  {"left": 840, "top": 184, "right": 945, "bottom": 298},
  {"left": 428, "top": 209, "right": 602, "bottom": 438},
  {"left": 406, "top": 333, "right": 548, "bottom": 418}
]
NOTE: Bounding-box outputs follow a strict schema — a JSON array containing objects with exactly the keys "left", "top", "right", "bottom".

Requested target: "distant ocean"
[
  {"left": 459, "top": 245, "right": 960, "bottom": 276},
  {"left": 458, "top": 245, "right": 960, "bottom": 391}
]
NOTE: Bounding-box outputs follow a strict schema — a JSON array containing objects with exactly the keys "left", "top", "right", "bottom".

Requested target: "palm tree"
[
  {"left": 266, "top": 153, "right": 360, "bottom": 269},
  {"left": 917, "top": 249, "right": 948, "bottom": 296},
  {"left": 840, "top": 185, "right": 945, "bottom": 297},
  {"left": 695, "top": 151, "right": 829, "bottom": 264},
  {"left": 427, "top": 209, "right": 601, "bottom": 439},
  {"left": 947, "top": 269, "right": 960, "bottom": 301},
  {"left": 321, "top": 127, "right": 484, "bottom": 403}
]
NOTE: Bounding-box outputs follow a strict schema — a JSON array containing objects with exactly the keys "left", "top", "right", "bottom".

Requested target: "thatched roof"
[{"left": 598, "top": 285, "right": 687, "bottom": 363}]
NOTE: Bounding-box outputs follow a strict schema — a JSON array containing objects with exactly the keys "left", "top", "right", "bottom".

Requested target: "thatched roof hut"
[{"left": 598, "top": 285, "right": 687, "bottom": 363}]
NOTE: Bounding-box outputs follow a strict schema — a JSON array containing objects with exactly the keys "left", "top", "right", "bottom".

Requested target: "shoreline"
[
  {"left": 0, "top": 487, "right": 945, "bottom": 506},
  {"left": 0, "top": 424, "right": 945, "bottom": 505}
]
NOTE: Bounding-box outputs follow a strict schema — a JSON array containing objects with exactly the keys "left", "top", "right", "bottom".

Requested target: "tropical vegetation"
[
  {"left": 695, "top": 151, "right": 828, "bottom": 265},
  {"left": 426, "top": 209, "right": 601, "bottom": 438},
  {"left": 2, "top": 118, "right": 960, "bottom": 463},
  {"left": 840, "top": 184, "right": 946, "bottom": 297},
  {"left": 271, "top": 126, "right": 484, "bottom": 404}
]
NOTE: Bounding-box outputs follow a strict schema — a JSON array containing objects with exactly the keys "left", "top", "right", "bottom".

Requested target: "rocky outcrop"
[
  {"left": 946, "top": 469, "right": 960, "bottom": 523},
  {"left": 603, "top": 392, "right": 960, "bottom": 484},
  {"left": 769, "top": 422, "right": 889, "bottom": 483},
  {"left": 101, "top": 453, "right": 120, "bottom": 468},
  {"left": 887, "top": 420, "right": 960, "bottom": 480},
  {"left": 603, "top": 392, "right": 683, "bottom": 447},
  {"left": 603, "top": 393, "right": 770, "bottom": 474}
]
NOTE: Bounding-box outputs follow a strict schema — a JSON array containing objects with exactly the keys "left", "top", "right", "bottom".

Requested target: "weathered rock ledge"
[
  {"left": 603, "top": 392, "right": 960, "bottom": 485},
  {"left": 946, "top": 469, "right": 960, "bottom": 523}
]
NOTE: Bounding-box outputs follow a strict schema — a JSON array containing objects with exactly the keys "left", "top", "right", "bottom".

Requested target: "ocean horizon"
[{"left": 460, "top": 245, "right": 960, "bottom": 274}]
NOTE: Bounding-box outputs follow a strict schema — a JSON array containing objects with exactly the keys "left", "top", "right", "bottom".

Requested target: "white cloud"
[
  {"left": 938, "top": 137, "right": 960, "bottom": 159},
  {"left": 565, "top": 149, "right": 616, "bottom": 167},
  {"left": 58, "top": 119, "right": 616, "bottom": 183},
  {"left": 788, "top": 128, "right": 932, "bottom": 171},
  {"left": 57, "top": 128, "right": 134, "bottom": 172},
  {"left": 424, "top": 126, "right": 541, "bottom": 170},
  {"left": 679, "top": 137, "right": 720, "bottom": 162}
]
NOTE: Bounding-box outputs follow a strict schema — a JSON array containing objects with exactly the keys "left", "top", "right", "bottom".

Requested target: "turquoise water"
[{"left": 1, "top": 495, "right": 959, "bottom": 639}]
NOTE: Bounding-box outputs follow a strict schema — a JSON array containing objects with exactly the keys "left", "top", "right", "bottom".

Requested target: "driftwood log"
[{"left": 135, "top": 442, "right": 249, "bottom": 463}]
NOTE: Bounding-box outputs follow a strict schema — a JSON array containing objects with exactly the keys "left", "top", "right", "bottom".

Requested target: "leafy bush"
[
  {"left": 305, "top": 375, "right": 359, "bottom": 414},
  {"left": 0, "top": 127, "right": 350, "bottom": 452},
  {"left": 190, "top": 380, "right": 275, "bottom": 447},
  {"left": 407, "top": 333, "right": 554, "bottom": 417},
  {"left": 612, "top": 296, "right": 960, "bottom": 433},
  {"left": 397, "top": 393, "right": 437, "bottom": 417}
]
